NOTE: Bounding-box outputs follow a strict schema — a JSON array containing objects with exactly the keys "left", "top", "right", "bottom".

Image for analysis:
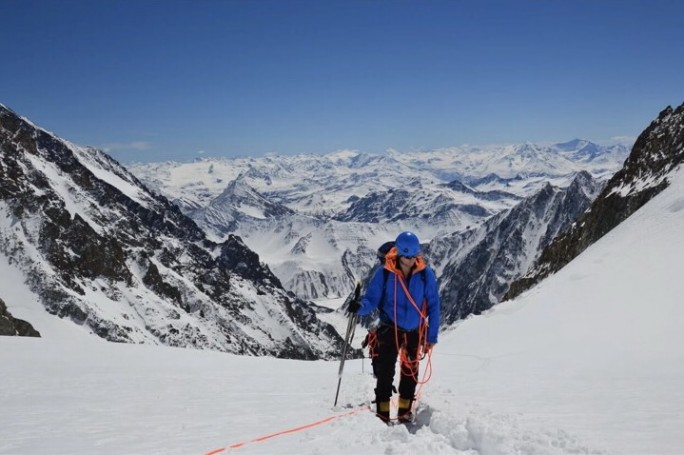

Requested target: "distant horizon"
[
  {"left": 2, "top": 0, "right": 682, "bottom": 163},
  {"left": 121, "top": 138, "right": 635, "bottom": 169},
  {"left": 0, "top": 99, "right": 638, "bottom": 166}
]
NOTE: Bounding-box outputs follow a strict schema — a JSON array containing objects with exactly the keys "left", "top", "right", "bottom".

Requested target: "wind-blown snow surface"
[{"left": 2, "top": 168, "right": 683, "bottom": 454}]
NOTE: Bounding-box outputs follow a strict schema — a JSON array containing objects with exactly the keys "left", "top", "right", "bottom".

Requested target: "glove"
[
  {"left": 346, "top": 298, "right": 361, "bottom": 315},
  {"left": 345, "top": 282, "right": 362, "bottom": 315}
]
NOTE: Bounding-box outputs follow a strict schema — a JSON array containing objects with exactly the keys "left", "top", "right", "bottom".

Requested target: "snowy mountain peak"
[
  {"left": 0, "top": 103, "right": 344, "bottom": 359},
  {"left": 214, "top": 175, "right": 294, "bottom": 219},
  {"left": 554, "top": 138, "right": 624, "bottom": 163}
]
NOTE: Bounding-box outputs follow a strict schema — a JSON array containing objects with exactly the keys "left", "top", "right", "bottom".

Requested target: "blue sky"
[{"left": 2, "top": 0, "right": 683, "bottom": 163}]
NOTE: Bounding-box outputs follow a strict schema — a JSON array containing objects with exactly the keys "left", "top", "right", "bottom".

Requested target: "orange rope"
[
  {"left": 393, "top": 273, "right": 432, "bottom": 385},
  {"left": 203, "top": 406, "right": 369, "bottom": 454}
]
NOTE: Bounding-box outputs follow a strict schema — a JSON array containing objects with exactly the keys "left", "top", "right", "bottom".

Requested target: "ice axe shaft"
[{"left": 333, "top": 282, "right": 361, "bottom": 406}]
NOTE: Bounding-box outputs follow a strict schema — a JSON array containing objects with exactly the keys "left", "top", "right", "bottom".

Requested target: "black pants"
[{"left": 372, "top": 324, "right": 420, "bottom": 402}]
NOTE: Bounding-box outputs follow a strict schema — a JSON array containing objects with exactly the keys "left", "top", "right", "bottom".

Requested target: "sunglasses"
[{"left": 401, "top": 255, "right": 417, "bottom": 260}]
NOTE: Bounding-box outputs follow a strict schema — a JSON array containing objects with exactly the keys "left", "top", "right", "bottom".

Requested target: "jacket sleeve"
[
  {"left": 424, "top": 268, "right": 441, "bottom": 343},
  {"left": 357, "top": 267, "right": 385, "bottom": 316}
]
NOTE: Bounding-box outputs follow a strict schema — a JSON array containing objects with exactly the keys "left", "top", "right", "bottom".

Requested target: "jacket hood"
[{"left": 383, "top": 246, "right": 427, "bottom": 275}]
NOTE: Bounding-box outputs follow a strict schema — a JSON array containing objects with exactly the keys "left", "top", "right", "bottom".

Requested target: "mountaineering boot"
[
  {"left": 397, "top": 397, "right": 413, "bottom": 423},
  {"left": 376, "top": 401, "right": 390, "bottom": 423}
]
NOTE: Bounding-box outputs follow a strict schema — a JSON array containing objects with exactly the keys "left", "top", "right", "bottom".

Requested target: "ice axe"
[{"left": 333, "top": 281, "right": 361, "bottom": 407}]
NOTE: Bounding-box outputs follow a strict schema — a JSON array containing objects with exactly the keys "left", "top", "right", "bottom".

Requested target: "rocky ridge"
[
  {"left": 506, "top": 102, "right": 684, "bottom": 300},
  {"left": 0, "top": 103, "right": 343, "bottom": 359}
]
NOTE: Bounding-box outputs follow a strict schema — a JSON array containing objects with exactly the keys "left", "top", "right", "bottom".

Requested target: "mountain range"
[
  {"left": 430, "top": 170, "right": 605, "bottom": 323},
  {"left": 5, "top": 99, "right": 683, "bottom": 360},
  {"left": 0, "top": 103, "right": 343, "bottom": 359},
  {"left": 129, "top": 140, "right": 630, "bottom": 304}
]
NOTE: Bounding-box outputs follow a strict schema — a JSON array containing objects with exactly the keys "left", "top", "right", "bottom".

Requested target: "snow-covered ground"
[{"left": 2, "top": 166, "right": 683, "bottom": 455}]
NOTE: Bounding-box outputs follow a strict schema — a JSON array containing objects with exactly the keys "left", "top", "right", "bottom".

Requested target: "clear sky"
[{"left": 2, "top": 0, "right": 683, "bottom": 163}]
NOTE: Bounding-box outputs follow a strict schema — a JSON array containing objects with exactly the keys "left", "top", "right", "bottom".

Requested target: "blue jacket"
[{"left": 357, "top": 248, "right": 441, "bottom": 344}]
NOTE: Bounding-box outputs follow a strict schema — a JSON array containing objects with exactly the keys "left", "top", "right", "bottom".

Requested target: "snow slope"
[{"left": 2, "top": 167, "right": 683, "bottom": 454}]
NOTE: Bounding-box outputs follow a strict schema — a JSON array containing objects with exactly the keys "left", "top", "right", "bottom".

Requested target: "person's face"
[{"left": 399, "top": 255, "right": 417, "bottom": 266}]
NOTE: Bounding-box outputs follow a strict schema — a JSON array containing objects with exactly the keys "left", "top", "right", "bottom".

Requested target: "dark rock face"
[
  {"left": 335, "top": 189, "right": 414, "bottom": 223},
  {"left": 218, "top": 235, "right": 281, "bottom": 285},
  {"left": 506, "top": 103, "right": 684, "bottom": 300},
  {"left": 333, "top": 184, "right": 500, "bottom": 224},
  {"left": 0, "top": 298, "right": 40, "bottom": 337},
  {"left": 433, "top": 171, "right": 603, "bottom": 323},
  {"left": 0, "top": 104, "right": 344, "bottom": 359}
]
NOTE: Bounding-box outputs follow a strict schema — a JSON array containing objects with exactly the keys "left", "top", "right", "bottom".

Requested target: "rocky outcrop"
[
  {"left": 432, "top": 171, "right": 604, "bottom": 323},
  {"left": 0, "top": 298, "right": 40, "bottom": 337}
]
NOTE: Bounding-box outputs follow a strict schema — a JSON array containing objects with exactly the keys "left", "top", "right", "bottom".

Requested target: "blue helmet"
[{"left": 395, "top": 231, "right": 421, "bottom": 257}]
